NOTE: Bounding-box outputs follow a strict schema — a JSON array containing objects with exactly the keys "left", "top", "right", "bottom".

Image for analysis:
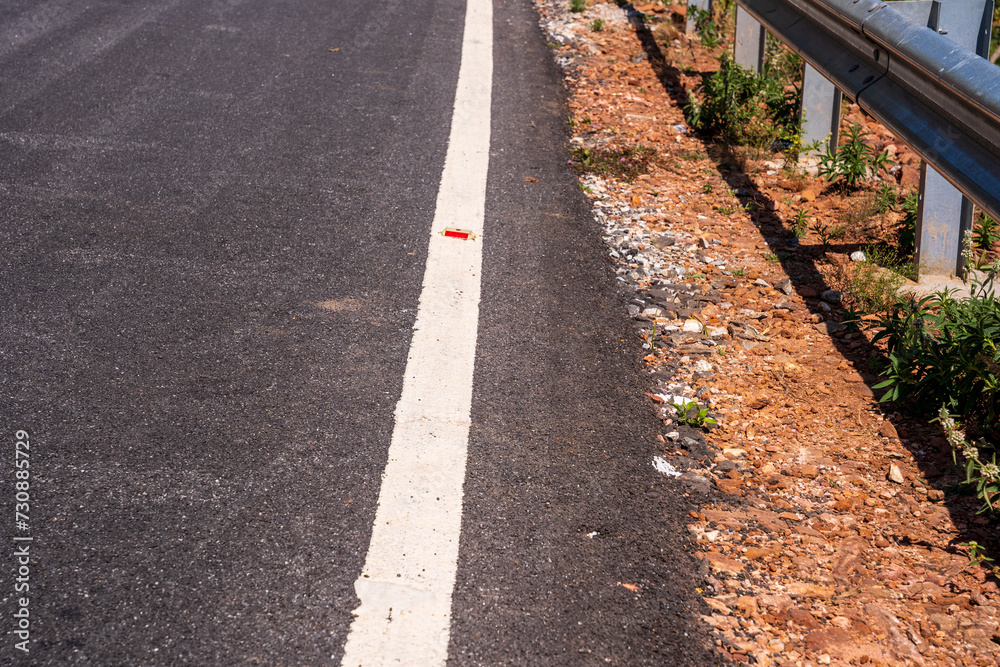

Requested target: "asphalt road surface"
[{"left": 0, "top": 0, "right": 720, "bottom": 664}]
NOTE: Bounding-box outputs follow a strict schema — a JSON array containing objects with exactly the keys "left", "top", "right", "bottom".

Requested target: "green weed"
[
  {"left": 672, "top": 399, "right": 718, "bottom": 428},
  {"left": 817, "top": 123, "right": 892, "bottom": 188},
  {"left": 975, "top": 213, "right": 1000, "bottom": 250}
]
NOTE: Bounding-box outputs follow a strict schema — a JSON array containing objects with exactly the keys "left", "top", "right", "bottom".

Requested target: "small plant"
[
  {"left": 591, "top": 18, "right": 605, "bottom": 31},
  {"left": 569, "top": 145, "right": 657, "bottom": 181},
  {"left": 763, "top": 252, "right": 778, "bottom": 263},
  {"left": 975, "top": 213, "right": 1000, "bottom": 250},
  {"left": 937, "top": 406, "right": 1000, "bottom": 516},
  {"left": 838, "top": 245, "right": 915, "bottom": 315},
  {"left": 817, "top": 123, "right": 892, "bottom": 188},
  {"left": 689, "top": 8, "right": 720, "bottom": 48},
  {"left": 873, "top": 183, "right": 897, "bottom": 215},
  {"left": 811, "top": 220, "right": 833, "bottom": 254},
  {"left": 672, "top": 399, "right": 718, "bottom": 428},
  {"left": 793, "top": 208, "right": 811, "bottom": 238},
  {"left": 842, "top": 304, "right": 865, "bottom": 333},
  {"left": 702, "top": 183, "right": 715, "bottom": 193},
  {"left": 960, "top": 541, "right": 997, "bottom": 570},
  {"left": 645, "top": 320, "right": 659, "bottom": 352},
  {"left": 731, "top": 267, "right": 746, "bottom": 277},
  {"left": 715, "top": 205, "right": 736, "bottom": 215},
  {"left": 570, "top": 0, "right": 587, "bottom": 13}
]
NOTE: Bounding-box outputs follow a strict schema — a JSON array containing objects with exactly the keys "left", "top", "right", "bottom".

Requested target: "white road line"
[{"left": 338, "top": 0, "right": 492, "bottom": 664}]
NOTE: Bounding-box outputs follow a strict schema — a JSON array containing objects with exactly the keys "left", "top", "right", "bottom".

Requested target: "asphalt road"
[{"left": 0, "top": 0, "right": 720, "bottom": 664}]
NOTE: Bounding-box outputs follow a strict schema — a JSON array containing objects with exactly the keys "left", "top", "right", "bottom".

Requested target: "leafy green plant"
[
  {"left": 672, "top": 399, "right": 718, "bottom": 428},
  {"left": 569, "top": 145, "right": 657, "bottom": 181},
  {"left": 811, "top": 220, "right": 833, "bottom": 254},
  {"left": 874, "top": 183, "right": 897, "bottom": 215},
  {"left": 792, "top": 208, "right": 811, "bottom": 238},
  {"left": 702, "top": 183, "right": 715, "bottom": 193},
  {"left": 689, "top": 8, "right": 720, "bottom": 48},
  {"left": 960, "top": 540, "right": 997, "bottom": 569},
  {"left": 817, "top": 123, "right": 892, "bottom": 188},
  {"left": 570, "top": 0, "right": 587, "bottom": 13},
  {"left": 975, "top": 213, "right": 1000, "bottom": 250},
  {"left": 685, "top": 54, "right": 801, "bottom": 149},
  {"left": 871, "top": 248, "right": 1000, "bottom": 438},
  {"left": 591, "top": 18, "right": 605, "bottom": 31}
]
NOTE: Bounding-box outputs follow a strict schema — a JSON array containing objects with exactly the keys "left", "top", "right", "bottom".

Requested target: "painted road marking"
[{"left": 338, "top": 0, "right": 493, "bottom": 664}]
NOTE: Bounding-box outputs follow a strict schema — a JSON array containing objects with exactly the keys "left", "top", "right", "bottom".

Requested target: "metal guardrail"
[
  {"left": 735, "top": 0, "right": 1000, "bottom": 223},
  {"left": 681, "top": 0, "right": 999, "bottom": 275}
]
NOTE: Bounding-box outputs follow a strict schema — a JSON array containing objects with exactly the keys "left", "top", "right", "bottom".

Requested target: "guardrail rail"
[{"left": 688, "top": 0, "right": 999, "bottom": 277}]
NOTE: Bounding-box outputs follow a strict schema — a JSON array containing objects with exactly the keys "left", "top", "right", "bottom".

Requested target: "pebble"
[{"left": 820, "top": 289, "right": 842, "bottom": 304}]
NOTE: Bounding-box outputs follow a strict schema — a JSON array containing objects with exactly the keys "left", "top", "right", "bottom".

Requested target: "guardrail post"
[
  {"left": 913, "top": 0, "right": 993, "bottom": 277},
  {"left": 686, "top": 0, "right": 713, "bottom": 35},
  {"left": 734, "top": 7, "right": 765, "bottom": 73},
  {"left": 800, "top": 65, "right": 842, "bottom": 156}
]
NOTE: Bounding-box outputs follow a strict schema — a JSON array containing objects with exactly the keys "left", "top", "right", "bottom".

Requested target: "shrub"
[
  {"left": 686, "top": 54, "right": 800, "bottom": 149},
  {"left": 871, "top": 254, "right": 1000, "bottom": 439},
  {"left": 817, "top": 123, "right": 892, "bottom": 188},
  {"left": 975, "top": 213, "right": 999, "bottom": 250}
]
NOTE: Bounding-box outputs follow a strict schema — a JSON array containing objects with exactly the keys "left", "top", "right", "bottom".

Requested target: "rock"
[
  {"left": 715, "top": 459, "right": 738, "bottom": 473},
  {"left": 699, "top": 552, "right": 746, "bottom": 575},
  {"left": 850, "top": 250, "right": 866, "bottom": 262},
  {"left": 679, "top": 471, "right": 712, "bottom": 495},
  {"left": 801, "top": 189, "right": 818, "bottom": 202},
  {"left": 800, "top": 465, "right": 820, "bottom": 479},
  {"left": 820, "top": 289, "right": 842, "bottom": 304},
  {"left": 775, "top": 278, "right": 794, "bottom": 295},
  {"left": 628, "top": 304, "right": 641, "bottom": 318},
  {"left": 641, "top": 307, "right": 664, "bottom": 320},
  {"left": 707, "top": 326, "right": 727, "bottom": 338},
  {"left": 927, "top": 489, "right": 945, "bottom": 501},
  {"left": 814, "top": 321, "right": 846, "bottom": 335},
  {"left": 722, "top": 448, "right": 747, "bottom": 460},
  {"left": 833, "top": 498, "right": 854, "bottom": 512},
  {"left": 716, "top": 478, "right": 743, "bottom": 496},
  {"left": 864, "top": 603, "right": 926, "bottom": 664},
  {"left": 805, "top": 628, "right": 852, "bottom": 656},
  {"left": 799, "top": 286, "right": 818, "bottom": 297},
  {"left": 786, "top": 582, "right": 835, "bottom": 599},
  {"left": 753, "top": 278, "right": 772, "bottom": 288},
  {"left": 692, "top": 359, "right": 712, "bottom": 372},
  {"left": 682, "top": 319, "right": 704, "bottom": 333},
  {"left": 879, "top": 421, "right": 899, "bottom": 439}
]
